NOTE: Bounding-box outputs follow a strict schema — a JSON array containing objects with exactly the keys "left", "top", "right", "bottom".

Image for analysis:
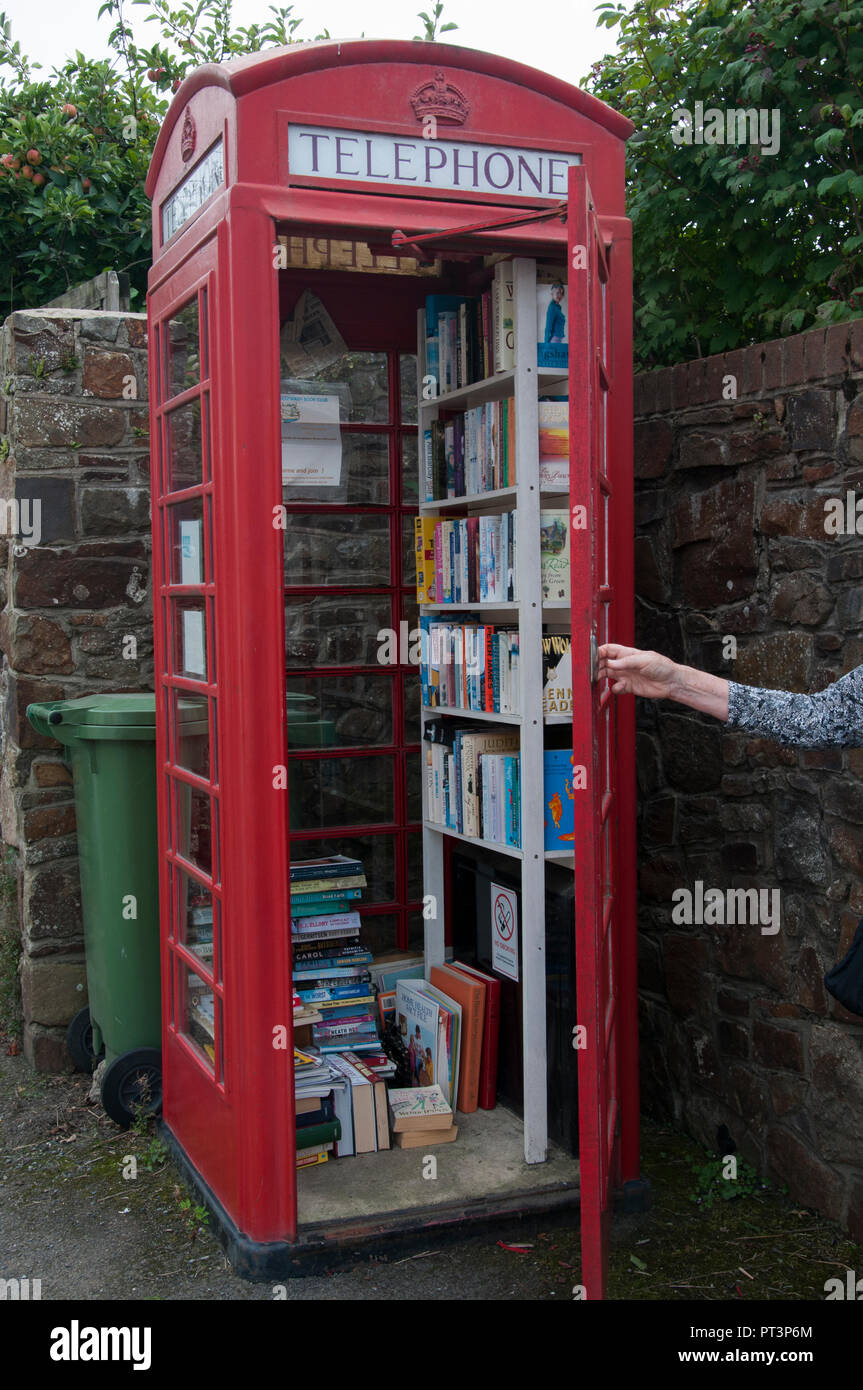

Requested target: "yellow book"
[{"left": 415, "top": 516, "right": 440, "bottom": 604}]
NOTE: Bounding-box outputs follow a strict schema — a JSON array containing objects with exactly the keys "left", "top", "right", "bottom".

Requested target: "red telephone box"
[{"left": 145, "top": 39, "right": 639, "bottom": 1297}]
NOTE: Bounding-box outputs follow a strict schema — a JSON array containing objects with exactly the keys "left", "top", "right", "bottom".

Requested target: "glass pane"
[
  {"left": 171, "top": 690, "right": 210, "bottom": 778},
  {"left": 400, "top": 354, "right": 418, "bottom": 424},
  {"left": 407, "top": 909, "right": 425, "bottom": 953},
  {"left": 176, "top": 867, "right": 214, "bottom": 963},
  {"left": 285, "top": 595, "right": 392, "bottom": 668},
  {"left": 181, "top": 961, "right": 219, "bottom": 1073},
  {"left": 285, "top": 674, "right": 394, "bottom": 748},
  {"left": 290, "top": 833, "right": 396, "bottom": 903},
  {"left": 168, "top": 497, "right": 205, "bottom": 586},
  {"left": 404, "top": 672, "right": 421, "bottom": 742},
  {"left": 281, "top": 431, "right": 389, "bottom": 506},
  {"left": 405, "top": 751, "right": 423, "bottom": 823},
  {"left": 402, "top": 597, "right": 419, "bottom": 640},
  {"left": 283, "top": 351, "right": 389, "bottom": 423},
  {"left": 401, "top": 513, "right": 416, "bottom": 587},
  {"left": 166, "top": 397, "right": 202, "bottom": 492},
  {"left": 289, "top": 755, "right": 394, "bottom": 830},
  {"left": 176, "top": 783, "right": 215, "bottom": 878},
  {"left": 354, "top": 912, "right": 399, "bottom": 956},
  {"left": 284, "top": 513, "right": 390, "bottom": 587},
  {"left": 401, "top": 434, "right": 419, "bottom": 504},
  {"left": 165, "top": 298, "right": 200, "bottom": 399},
  {"left": 406, "top": 832, "right": 422, "bottom": 901},
  {"left": 172, "top": 599, "right": 207, "bottom": 680}
]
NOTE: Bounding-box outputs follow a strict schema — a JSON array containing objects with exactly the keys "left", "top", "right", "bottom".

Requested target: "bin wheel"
[
  {"left": 66, "top": 1006, "right": 104, "bottom": 1073},
  {"left": 100, "top": 1048, "right": 162, "bottom": 1128}
]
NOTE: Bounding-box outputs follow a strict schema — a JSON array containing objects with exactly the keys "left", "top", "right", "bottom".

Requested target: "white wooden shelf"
[
  {"left": 419, "top": 259, "right": 560, "bottom": 1168},
  {"left": 421, "top": 600, "right": 520, "bottom": 612},
  {"left": 423, "top": 705, "right": 521, "bottom": 723},
  {"left": 419, "top": 366, "right": 568, "bottom": 411},
  {"left": 423, "top": 820, "right": 523, "bottom": 859},
  {"left": 422, "top": 705, "right": 570, "bottom": 725},
  {"left": 419, "top": 485, "right": 518, "bottom": 514}
]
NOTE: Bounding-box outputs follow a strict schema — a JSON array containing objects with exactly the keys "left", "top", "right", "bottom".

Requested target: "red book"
[
  {"left": 449, "top": 960, "right": 500, "bottom": 1110},
  {"left": 483, "top": 625, "right": 496, "bottom": 712}
]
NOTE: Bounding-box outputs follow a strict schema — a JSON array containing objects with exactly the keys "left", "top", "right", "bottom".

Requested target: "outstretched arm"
[{"left": 597, "top": 644, "right": 863, "bottom": 749}]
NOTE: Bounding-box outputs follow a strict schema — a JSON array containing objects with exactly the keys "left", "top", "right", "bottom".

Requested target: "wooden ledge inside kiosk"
[{"left": 296, "top": 1105, "right": 580, "bottom": 1231}]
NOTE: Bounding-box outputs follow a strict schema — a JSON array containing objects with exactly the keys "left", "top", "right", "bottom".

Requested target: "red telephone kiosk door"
[{"left": 568, "top": 163, "right": 625, "bottom": 1301}]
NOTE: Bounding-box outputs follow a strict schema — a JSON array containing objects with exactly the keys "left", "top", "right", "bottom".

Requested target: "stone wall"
[
  {"left": 0, "top": 308, "right": 152, "bottom": 1069},
  {"left": 634, "top": 318, "right": 863, "bottom": 1239}
]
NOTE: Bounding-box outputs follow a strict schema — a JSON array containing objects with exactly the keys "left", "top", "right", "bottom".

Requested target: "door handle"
[{"left": 589, "top": 631, "right": 598, "bottom": 683}]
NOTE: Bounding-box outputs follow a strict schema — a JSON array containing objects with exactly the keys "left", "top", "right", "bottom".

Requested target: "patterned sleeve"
[{"left": 726, "top": 664, "right": 863, "bottom": 748}]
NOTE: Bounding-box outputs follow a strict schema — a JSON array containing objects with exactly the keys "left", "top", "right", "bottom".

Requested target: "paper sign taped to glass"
[{"left": 280, "top": 392, "right": 342, "bottom": 486}]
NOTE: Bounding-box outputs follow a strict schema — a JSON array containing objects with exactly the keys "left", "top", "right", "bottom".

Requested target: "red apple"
[
  {"left": 26, "top": 148, "right": 41, "bottom": 165},
  {"left": 172, "top": 78, "right": 181, "bottom": 92},
  {"left": 82, "top": 177, "right": 92, "bottom": 191},
  {"left": 147, "top": 68, "right": 156, "bottom": 80},
  {"left": 32, "top": 171, "right": 45, "bottom": 186},
  {"left": 62, "top": 103, "right": 77, "bottom": 118},
  {"left": 21, "top": 164, "right": 33, "bottom": 179}
]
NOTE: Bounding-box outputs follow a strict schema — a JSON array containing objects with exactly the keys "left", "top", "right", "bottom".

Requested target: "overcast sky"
[{"left": 3, "top": 0, "right": 626, "bottom": 88}]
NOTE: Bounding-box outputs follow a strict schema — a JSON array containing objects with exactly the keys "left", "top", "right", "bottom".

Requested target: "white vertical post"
[
  {"left": 513, "top": 257, "right": 548, "bottom": 1163},
  {"left": 417, "top": 307, "right": 446, "bottom": 972}
]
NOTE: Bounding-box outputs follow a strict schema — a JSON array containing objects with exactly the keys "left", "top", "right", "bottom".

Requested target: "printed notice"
[
  {"left": 280, "top": 393, "right": 342, "bottom": 487},
  {"left": 490, "top": 882, "right": 519, "bottom": 982}
]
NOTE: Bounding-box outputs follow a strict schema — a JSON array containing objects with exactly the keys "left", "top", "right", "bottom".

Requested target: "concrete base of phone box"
[{"left": 159, "top": 1104, "right": 582, "bottom": 1280}]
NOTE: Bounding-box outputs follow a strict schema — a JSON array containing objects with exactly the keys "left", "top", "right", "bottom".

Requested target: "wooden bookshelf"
[{"left": 418, "top": 257, "right": 563, "bottom": 1165}]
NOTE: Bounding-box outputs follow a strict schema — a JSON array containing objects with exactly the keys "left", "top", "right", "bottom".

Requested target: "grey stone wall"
[
  {"left": 634, "top": 318, "right": 863, "bottom": 1240},
  {"left": 0, "top": 308, "right": 152, "bottom": 1069}
]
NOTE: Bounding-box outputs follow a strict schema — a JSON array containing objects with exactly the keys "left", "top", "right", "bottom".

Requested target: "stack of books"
[
  {"left": 294, "top": 1047, "right": 344, "bottom": 1168},
  {"left": 420, "top": 616, "right": 519, "bottom": 715},
  {"left": 290, "top": 855, "right": 378, "bottom": 1054},
  {"left": 414, "top": 512, "right": 517, "bottom": 605},
  {"left": 424, "top": 719, "right": 521, "bottom": 847},
  {"left": 388, "top": 1084, "right": 457, "bottom": 1149}
]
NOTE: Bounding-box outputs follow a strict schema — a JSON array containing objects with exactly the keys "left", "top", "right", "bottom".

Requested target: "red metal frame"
[
  {"left": 146, "top": 39, "right": 636, "bottom": 1265},
  {"left": 568, "top": 165, "right": 639, "bottom": 1299}
]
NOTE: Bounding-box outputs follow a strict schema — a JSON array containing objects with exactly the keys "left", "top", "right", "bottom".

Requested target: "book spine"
[
  {"left": 290, "top": 860, "right": 362, "bottom": 882},
  {"left": 423, "top": 428, "right": 434, "bottom": 502}
]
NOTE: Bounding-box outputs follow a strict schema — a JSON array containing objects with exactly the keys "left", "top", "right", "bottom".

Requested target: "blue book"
[
  {"left": 544, "top": 749, "right": 574, "bottom": 851},
  {"left": 426, "top": 294, "right": 469, "bottom": 337},
  {"left": 290, "top": 898, "right": 354, "bottom": 918}
]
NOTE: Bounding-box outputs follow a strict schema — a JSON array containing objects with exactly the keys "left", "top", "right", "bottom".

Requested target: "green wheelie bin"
[{"left": 25, "top": 693, "right": 204, "bottom": 1127}]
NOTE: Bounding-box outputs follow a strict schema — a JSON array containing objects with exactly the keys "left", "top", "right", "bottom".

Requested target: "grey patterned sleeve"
[{"left": 726, "top": 664, "right": 863, "bottom": 748}]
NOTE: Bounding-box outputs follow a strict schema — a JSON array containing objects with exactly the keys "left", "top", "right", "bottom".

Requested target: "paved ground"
[{"left": 1, "top": 1049, "right": 860, "bottom": 1301}]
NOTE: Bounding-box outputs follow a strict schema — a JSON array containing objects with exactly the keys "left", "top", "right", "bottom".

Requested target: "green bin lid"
[{"left": 45, "top": 693, "right": 158, "bottom": 727}]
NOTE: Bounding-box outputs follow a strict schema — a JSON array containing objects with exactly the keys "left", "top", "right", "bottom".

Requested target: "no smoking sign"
[{"left": 490, "top": 882, "right": 519, "bottom": 982}]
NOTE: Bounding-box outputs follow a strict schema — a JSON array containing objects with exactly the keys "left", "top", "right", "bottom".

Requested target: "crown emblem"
[
  {"left": 180, "top": 106, "right": 196, "bottom": 162},
  {"left": 410, "top": 70, "right": 470, "bottom": 127}
]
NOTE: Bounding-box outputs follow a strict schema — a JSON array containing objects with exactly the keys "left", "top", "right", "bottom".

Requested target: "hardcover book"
[
  {"left": 544, "top": 749, "right": 577, "bottom": 850},
  {"left": 538, "top": 399, "right": 569, "bottom": 489},
  {"left": 540, "top": 510, "right": 570, "bottom": 601},
  {"left": 536, "top": 266, "right": 568, "bottom": 370},
  {"left": 542, "top": 633, "right": 572, "bottom": 716},
  {"left": 387, "top": 1084, "right": 453, "bottom": 1132}
]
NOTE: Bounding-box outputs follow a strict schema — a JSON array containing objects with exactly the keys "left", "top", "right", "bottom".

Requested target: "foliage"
[
  {"left": 583, "top": 0, "right": 863, "bottom": 369},
  {"left": 0, "top": 0, "right": 316, "bottom": 317},
  {"left": 688, "top": 1153, "right": 775, "bottom": 1209},
  {"left": 414, "top": 2, "right": 458, "bottom": 41}
]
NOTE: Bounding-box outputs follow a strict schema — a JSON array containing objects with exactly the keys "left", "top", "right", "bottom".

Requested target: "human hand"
[{"left": 596, "top": 643, "right": 682, "bottom": 700}]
